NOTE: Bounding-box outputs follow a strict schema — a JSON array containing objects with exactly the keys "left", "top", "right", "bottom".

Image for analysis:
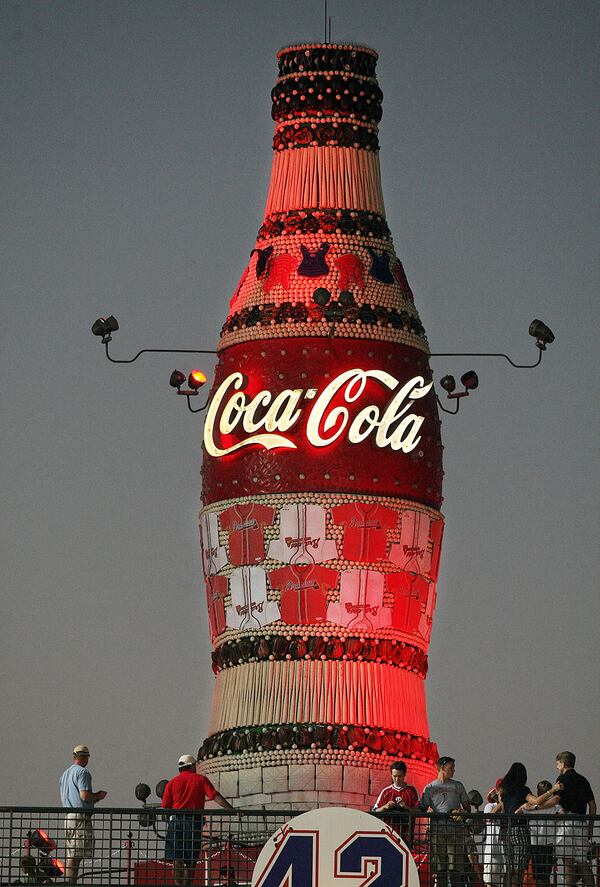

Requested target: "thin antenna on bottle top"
[{"left": 324, "top": 0, "right": 328, "bottom": 42}]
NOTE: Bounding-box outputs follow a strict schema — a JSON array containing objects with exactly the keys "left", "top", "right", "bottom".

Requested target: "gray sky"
[{"left": 2, "top": 0, "right": 599, "bottom": 807}]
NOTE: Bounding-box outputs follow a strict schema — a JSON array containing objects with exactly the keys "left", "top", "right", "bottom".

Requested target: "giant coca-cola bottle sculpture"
[{"left": 198, "top": 43, "right": 443, "bottom": 808}]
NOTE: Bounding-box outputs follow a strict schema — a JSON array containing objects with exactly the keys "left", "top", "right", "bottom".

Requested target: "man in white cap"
[
  {"left": 59, "top": 745, "right": 107, "bottom": 884},
  {"left": 161, "top": 753, "right": 234, "bottom": 886}
]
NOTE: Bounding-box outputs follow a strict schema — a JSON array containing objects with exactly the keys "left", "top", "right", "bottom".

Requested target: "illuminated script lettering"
[{"left": 203, "top": 369, "right": 432, "bottom": 458}]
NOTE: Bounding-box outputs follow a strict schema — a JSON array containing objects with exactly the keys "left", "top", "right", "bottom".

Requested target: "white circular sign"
[{"left": 251, "top": 806, "right": 420, "bottom": 887}]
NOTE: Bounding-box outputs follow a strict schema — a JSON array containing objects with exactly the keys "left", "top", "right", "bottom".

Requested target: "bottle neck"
[
  {"left": 264, "top": 146, "right": 385, "bottom": 216},
  {"left": 266, "top": 43, "right": 385, "bottom": 217}
]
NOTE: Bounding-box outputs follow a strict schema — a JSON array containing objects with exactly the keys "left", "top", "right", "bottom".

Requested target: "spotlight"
[
  {"left": 27, "top": 829, "right": 56, "bottom": 854},
  {"left": 529, "top": 319, "right": 555, "bottom": 350},
  {"left": 19, "top": 856, "right": 39, "bottom": 880},
  {"left": 169, "top": 371, "right": 211, "bottom": 412},
  {"left": 38, "top": 856, "right": 65, "bottom": 879},
  {"left": 155, "top": 778, "right": 168, "bottom": 799},
  {"left": 440, "top": 375, "right": 456, "bottom": 394},
  {"left": 461, "top": 370, "right": 479, "bottom": 390},
  {"left": 138, "top": 809, "right": 156, "bottom": 828},
  {"left": 169, "top": 370, "right": 187, "bottom": 390},
  {"left": 91, "top": 315, "right": 119, "bottom": 344},
  {"left": 188, "top": 369, "right": 207, "bottom": 390},
  {"left": 135, "top": 783, "right": 151, "bottom": 803},
  {"left": 437, "top": 369, "right": 479, "bottom": 412},
  {"left": 91, "top": 318, "right": 106, "bottom": 337}
]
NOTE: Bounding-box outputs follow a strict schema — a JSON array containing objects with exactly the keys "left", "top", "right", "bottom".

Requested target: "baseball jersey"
[
  {"left": 389, "top": 510, "right": 431, "bottom": 574},
  {"left": 327, "top": 569, "right": 391, "bottom": 630},
  {"left": 373, "top": 782, "right": 419, "bottom": 811},
  {"left": 332, "top": 502, "right": 397, "bottom": 561},
  {"left": 268, "top": 503, "right": 337, "bottom": 564},
  {"left": 387, "top": 572, "right": 430, "bottom": 634},
  {"left": 219, "top": 503, "right": 276, "bottom": 566},
  {"left": 419, "top": 581, "right": 437, "bottom": 643},
  {"left": 200, "top": 511, "right": 228, "bottom": 576},
  {"left": 205, "top": 575, "right": 228, "bottom": 641},
  {"left": 429, "top": 519, "right": 444, "bottom": 581},
  {"left": 227, "top": 566, "right": 280, "bottom": 631},
  {"left": 269, "top": 563, "right": 338, "bottom": 624}
]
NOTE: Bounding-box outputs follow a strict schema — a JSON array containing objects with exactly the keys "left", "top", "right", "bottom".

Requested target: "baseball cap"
[
  {"left": 177, "top": 754, "right": 197, "bottom": 768},
  {"left": 486, "top": 778, "right": 503, "bottom": 803},
  {"left": 73, "top": 745, "right": 90, "bottom": 755}
]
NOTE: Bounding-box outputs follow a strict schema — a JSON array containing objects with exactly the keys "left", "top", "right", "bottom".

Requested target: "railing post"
[
  {"left": 206, "top": 811, "right": 213, "bottom": 887},
  {"left": 108, "top": 811, "right": 114, "bottom": 887},
  {"left": 8, "top": 810, "right": 14, "bottom": 886},
  {"left": 125, "top": 829, "right": 133, "bottom": 885}
]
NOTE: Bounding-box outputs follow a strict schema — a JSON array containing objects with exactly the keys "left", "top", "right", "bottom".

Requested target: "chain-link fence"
[{"left": 1, "top": 807, "right": 598, "bottom": 886}]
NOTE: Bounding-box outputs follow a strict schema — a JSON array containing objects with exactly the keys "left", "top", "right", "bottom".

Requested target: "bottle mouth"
[
  {"left": 276, "top": 43, "right": 378, "bottom": 82},
  {"left": 277, "top": 42, "right": 378, "bottom": 59}
]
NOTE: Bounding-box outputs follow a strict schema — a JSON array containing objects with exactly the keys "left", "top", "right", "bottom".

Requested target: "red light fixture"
[
  {"left": 27, "top": 829, "right": 56, "bottom": 853},
  {"left": 188, "top": 369, "right": 207, "bottom": 390},
  {"left": 39, "top": 856, "right": 65, "bottom": 878},
  {"left": 168, "top": 369, "right": 211, "bottom": 412}
]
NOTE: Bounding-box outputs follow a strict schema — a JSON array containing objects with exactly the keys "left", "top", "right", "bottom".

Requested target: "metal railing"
[{"left": 1, "top": 807, "right": 598, "bottom": 886}]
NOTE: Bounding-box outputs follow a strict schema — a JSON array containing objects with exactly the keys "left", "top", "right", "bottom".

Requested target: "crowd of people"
[
  {"left": 372, "top": 752, "right": 596, "bottom": 887},
  {"left": 54, "top": 744, "right": 596, "bottom": 886}
]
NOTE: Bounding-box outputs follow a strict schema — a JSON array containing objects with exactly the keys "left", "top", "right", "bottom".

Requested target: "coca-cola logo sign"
[{"left": 204, "top": 368, "right": 432, "bottom": 457}]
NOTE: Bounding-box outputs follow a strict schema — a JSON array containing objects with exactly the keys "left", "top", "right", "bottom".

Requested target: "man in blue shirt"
[{"left": 59, "top": 744, "right": 107, "bottom": 884}]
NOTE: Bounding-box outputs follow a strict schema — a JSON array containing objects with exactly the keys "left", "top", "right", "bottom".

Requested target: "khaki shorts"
[
  {"left": 430, "top": 823, "right": 467, "bottom": 873},
  {"left": 65, "top": 812, "right": 94, "bottom": 859}
]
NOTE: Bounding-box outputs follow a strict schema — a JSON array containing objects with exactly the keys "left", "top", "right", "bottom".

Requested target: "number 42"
[{"left": 254, "top": 829, "right": 408, "bottom": 887}]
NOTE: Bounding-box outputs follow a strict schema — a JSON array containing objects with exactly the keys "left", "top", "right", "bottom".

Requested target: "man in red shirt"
[
  {"left": 161, "top": 754, "right": 234, "bottom": 885},
  {"left": 372, "top": 760, "right": 419, "bottom": 845}
]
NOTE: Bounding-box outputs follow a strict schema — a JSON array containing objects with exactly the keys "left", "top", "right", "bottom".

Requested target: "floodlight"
[
  {"left": 38, "top": 856, "right": 65, "bottom": 879},
  {"left": 91, "top": 316, "right": 119, "bottom": 344},
  {"left": 135, "top": 783, "right": 151, "bottom": 802},
  {"left": 27, "top": 829, "right": 56, "bottom": 854},
  {"left": 461, "top": 370, "right": 479, "bottom": 390},
  {"left": 529, "top": 319, "right": 555, "bottom": 349},
  {"left": 156, "top": 778, "right": 168, "bottom": 799},
  {"left": 169, "top": 370, "right": 187, "bottom": 389},
  {"left": 188, "top": 369, "right": 207, "bottom": 390},
  {"left": 439, "top": 375, "right": 456, "bottom": 393}
]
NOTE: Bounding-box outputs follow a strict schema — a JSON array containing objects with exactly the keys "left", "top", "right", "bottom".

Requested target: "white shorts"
[
  {"left": 556, "top": 820, "right": 590, "bottom": 864},
  {"left": 482, "top": 850, "right": 505, "bottom": 886}
]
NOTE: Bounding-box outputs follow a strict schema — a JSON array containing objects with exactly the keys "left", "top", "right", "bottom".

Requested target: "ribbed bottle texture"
[{"left": 198, "top": 44, "right": 443, "bottom": 808}]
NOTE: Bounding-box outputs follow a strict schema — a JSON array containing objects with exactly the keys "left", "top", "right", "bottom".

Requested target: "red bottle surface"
[{"left": 198, "top": 43, "right": 443, "bottom": 807}]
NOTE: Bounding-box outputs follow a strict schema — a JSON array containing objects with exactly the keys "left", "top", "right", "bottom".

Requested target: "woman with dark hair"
[{"left": 492, "top": 763, "right": 537, "bottom": 887}]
